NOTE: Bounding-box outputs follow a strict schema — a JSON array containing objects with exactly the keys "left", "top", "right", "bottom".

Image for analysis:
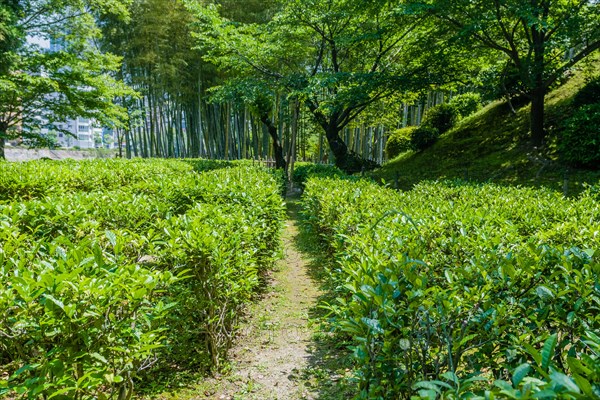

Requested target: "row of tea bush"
[
  {"left": 301, "top": 176, "right": 600, "bottom": 399},
  {"left": 0, "top": 159, "right": 285, "bottom": 399}
]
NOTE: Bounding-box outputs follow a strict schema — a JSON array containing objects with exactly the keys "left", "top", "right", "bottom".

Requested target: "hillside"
[{"left": 373, "top": 65, "right": 600, "bottom": 194}]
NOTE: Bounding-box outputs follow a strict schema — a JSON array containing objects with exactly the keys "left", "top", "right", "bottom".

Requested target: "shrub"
[
  {"left": 0, "top": 236, "right": 179, "bottom": 399},
  {"left": 421, "top": 103, "right": 458, "bottom": 133},
  {"left": 410, "top": 126, "right": 440, "bottom": 151},
  {"left": 558, "top": 103, "right": 600, "bottom": 169},
  {"left": 0, "top": 160, "right": 286, "bottom": 398},
  {"left": 417, "top": 331, "right": 600, "bottom": 399},
  {"left": 573, "top": 75, "right": 600, "bottom": 107},
  {"left": 448, "top": 92, "right": 482, "bottom": 118},
  {"left": 385, "top": 127, "right": 415, "bottom": 159},
  {"left": 292, "top": 162, "right": 345, "bottom": 187},
  {"left": 301, "top": 177, "right": 600, "bottom": 399},
  {"left": 184, "top": 158, "right": 232, "bottom": 172}
]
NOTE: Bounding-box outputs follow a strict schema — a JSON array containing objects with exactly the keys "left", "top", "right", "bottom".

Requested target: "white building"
[
  {"left": 30, "top": 113, "right": 113, "bottom": 149},
  {"left": 54, "top": 117, "right": 103, "bottom": 149}
]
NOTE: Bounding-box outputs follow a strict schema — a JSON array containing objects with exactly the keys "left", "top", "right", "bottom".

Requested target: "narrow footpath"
[
  {"left": 204, "top": 197, "right": 333, "bottom": 400},
  {"left": 146, "top": 197, "right": 353, "bottom": 400}
]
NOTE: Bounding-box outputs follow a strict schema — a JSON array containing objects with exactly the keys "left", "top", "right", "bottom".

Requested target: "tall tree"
[
  {"left": 0, "top": 0, "right": 25, "bottom": 159},
  {"left": 188, "top": 0, "right": 440, "bottom": 172},
  {"left": 424, "top": 0, "right": 600, "bottom": 146},
  {"left": 0, "top": 0, "right": 133, "bottom": 159},
  {"left": 210, "top": 78, "right": 288, "bottom": 169}
]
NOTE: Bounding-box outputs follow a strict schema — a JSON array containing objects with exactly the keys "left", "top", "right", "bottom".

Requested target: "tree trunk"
[
  {"left": 307, "top": 104, "right": 362, "bottom": 172},
  {"left": 125, "top": 129, "right": 131, "bottom": 159},
  {"left": 224, "top": 102, "right": 230, "bottom": 160},
  {"left": 0, "top": 122, "right": 7, "bottom": 160},
  {"left": 287, "top": 99, "right": 299, "bottom": 181},
  {"left": 530, "top": 88, "right": 545, "bottom": 147},
  {"left": 324, "top": 123, "right": 350, "bottom": 169},
  {"left": 117, "top": 128, "right": 123, "bottom": 158},
  {"left": 259, "top": 113, "right": 286, "bottom": 170},
  {"left": 324, "top": 123, "right": 380, "bottom": 173}
]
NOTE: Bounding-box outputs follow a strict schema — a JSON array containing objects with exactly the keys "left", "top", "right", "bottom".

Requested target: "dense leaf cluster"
[
  {"left": 558, "top": 77, "right": 600, "bottom": 169},
  {"left": 0, "top": 159, "right": 285, "bottom": 399},
  {"left": 409, "top": 126, "right": 441, "bottom": 152},
  {"left": 385, "top": 93, "right": 482, "bottom": 159},
  {"left": 558, "top": 104, "right": 600, "bottom": 169},
  {"left": 291, "top": 162, "right": 345, "bottom": 189},
  {"left": 385, "top": 128, "right": 415, "bottom": 160},
  {"left": 421, "top": 103, "right": 458, "bottom": 135},
  {"left": 301, "top": 176, "right": 600, "bottom": 399},
  {"left": 448, "top": 93, "right": 482, "bottom": 120}
]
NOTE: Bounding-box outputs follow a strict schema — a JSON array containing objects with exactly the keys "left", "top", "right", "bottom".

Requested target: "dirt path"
[
  {"left": 205, "top": 198, "right": 324, "bottom": 400},
  {"left": 151, "top": 197, "right": 352, "bottom": 400}
]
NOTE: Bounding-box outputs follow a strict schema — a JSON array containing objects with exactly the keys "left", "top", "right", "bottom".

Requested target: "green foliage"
[
  {"left": 428, "top": 0, "right": 600, "bottom": 144},
  {"left": 410, "top": 126, "right": 440, "bottom": 151},
  {"left": 414, "top": 332, "right": 600, "bottom": 399},
  {"left": 573, "top": 76, "right": 600, "bottom": 107},
  {"left": 0, "top": 0, "right": 134, "bottom": 150},
  {"left": 476, "top": 62, "right": 530, "bottom": 102},
  {"left": 188, "top": 0, "right": 449, "bottom": 172},
  {"left": 292, "top": 162, "right": 345, "bottom": 188},
  {"left": 448, "top": 93, "right": 482, "bottom": 119},
  {"left": 0, "top": 238, "right": 178, "bottom": 399},
  {"left": 558, "top": 104, "right": 600, "bottom": 169},
  {"left": 0, "top": 159, "right": 193, "bottom": 202},
  {"left": 0, "top": 159, "right": 285, "bottom": 398},
  {"left": 182, "top": 158, "right": 233, "bottom": 172},
  {"left": 0, "top": 1, "right": 23, "bottom": 76},
  {"left": 385, "top": 127, "right": 415, "bottom": 160},
  {"left": 373, "top": 69, "right": 600, "bottom": 192},
  {"left": 301, "top": 177, "right": 600, "bottom": 399},
  {"left": 422, "top": 103, "right": 458, "bottom": 133}
]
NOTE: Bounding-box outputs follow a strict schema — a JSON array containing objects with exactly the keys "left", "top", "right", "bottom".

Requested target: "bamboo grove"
[
  {"left": 100, "top": 0, "right": 389, "bottom": 164},
  {"left": 96, "top": 0, "right": 492, "bottom": 166}
]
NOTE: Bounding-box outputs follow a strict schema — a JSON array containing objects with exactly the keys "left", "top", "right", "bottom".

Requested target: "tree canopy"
[
  {"left": 0, "top": 0, "right": 134, "bottom": 158},
  {"left": 422, "top": 0, "right": 600, "bottom": 145},
  {"left": 188, "top": 0, "right": 459, "bottom": 171},
  {"left": 2, "top": 0, "right": 598, "bottom": 167}
]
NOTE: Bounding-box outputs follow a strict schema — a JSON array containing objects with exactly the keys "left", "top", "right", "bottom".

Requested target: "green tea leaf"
[
  {"left": 541, "top": 334, "right": 558, "bottom": 372},
  {"left": 549, "top": 372, "right": 580, "bottom": 393},
  {"left": 512, "top": 363, "right": 530, "bottom": 386}
]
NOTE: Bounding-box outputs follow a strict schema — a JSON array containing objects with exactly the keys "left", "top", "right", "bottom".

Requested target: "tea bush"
[
  {"left": 558, "top": 103, "right": 600, "bottom": 169},
  {"left": 301, "top": 177, "right": 600, "bottom": 399},
  {"left": 0, "top": 160, "right": 285, "bottom": 399},
  {"left": 0, "top": 159, "right": 193, "bottom": 202},
  {"left": 410, "top": 126, "right": 440, "bottom": 151},
  {"left": 0, "top": 237, "right": 179, "bottom": 400},
  {"left": 385, "top": 127, "right": 415, "bottom": 160},
  {"left": 421, "top": 103, "right": 458, "bottom": 133},
  {"left": 0, "top": 158, "right": 251, "bottom": 203},
  {"left": 292, "top": 162, "right": 345, "bottom": 188}
]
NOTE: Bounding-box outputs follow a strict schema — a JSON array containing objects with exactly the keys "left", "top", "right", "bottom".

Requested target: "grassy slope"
[{"left": 373, "top": 63, "right": 600, "bottom": 194}]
